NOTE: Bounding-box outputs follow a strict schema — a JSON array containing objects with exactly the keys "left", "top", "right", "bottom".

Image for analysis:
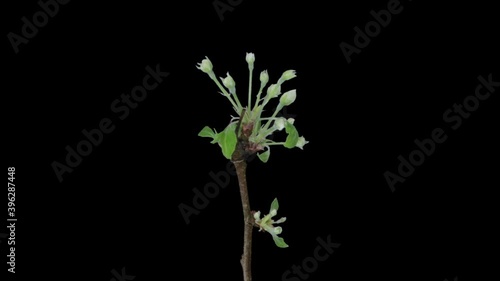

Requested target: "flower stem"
[
  {"left": 248, "top": 66, "right": 253, "bottom": 110},
  {"left": 209, "top": 74, "right": 241, "bottom": 113}
]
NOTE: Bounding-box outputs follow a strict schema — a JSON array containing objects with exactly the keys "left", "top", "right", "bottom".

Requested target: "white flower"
[{"left": 254, "top": 198, "right": 288, "bottom": 248}]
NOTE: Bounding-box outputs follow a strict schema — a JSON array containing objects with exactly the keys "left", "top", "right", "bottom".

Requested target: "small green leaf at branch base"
[
  {"left": 257, "top": 147, "right": 270, "bottom": 163},
  {"left": 218, "top": 122, "right": 237, "bottom": 159},
  {"left": 198, "top": 126, "right": 216, "bottom": 138}
]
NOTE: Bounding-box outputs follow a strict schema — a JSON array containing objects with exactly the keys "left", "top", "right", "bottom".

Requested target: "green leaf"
[
  {"left": 284, "top": 121, "right": 299, "bottom": 148},
  {"left": 198, "top": 126, "right": 216, "bottom": 138},
  {"left": 270, "top": 198, "right": 279, "bottom": 212},
  {"left": 198, "top": 126, "right": 219, "bottom": 144},
  {"left": 210, "top": 133, "right": 220, "bottom": 144},
  {"left": 257, "top": 147, "right": 270, "bottom": 163},
  {"left": 218, "top": 122, "right": 237, "bottom": 159},
  {"left": 272, "top": 235, "right": 289, "bottom": 248}
]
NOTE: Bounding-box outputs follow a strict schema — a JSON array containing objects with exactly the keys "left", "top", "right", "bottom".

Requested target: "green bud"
[
  {"left": 196, "top": 56, "right": 213, "bottom": 74},
  {"left": 278, "top": 70, "right": 296, "bottom": 84},
  {"left": 266, "top": 84, "right": 281, "bottom": 99},
  {"left": 260, "top": 70, "right": 269, "bottom": 85},
  {"left": 280, "top": 90, "right": 296, "bottom": 106},
  {"left": 221, "top": 72, "right": 236, "bottom": 89},
  {"left": 246, "top": 52, "right": 255, "bottom": 69}
]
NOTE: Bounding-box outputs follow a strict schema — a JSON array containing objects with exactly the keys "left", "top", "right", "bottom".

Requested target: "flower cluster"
[
  {"left": 196, "top": 52, "right": 308, "bottom": 162},
  {"left": 253, "top": 198, "right": 288, "bottom": 248}
]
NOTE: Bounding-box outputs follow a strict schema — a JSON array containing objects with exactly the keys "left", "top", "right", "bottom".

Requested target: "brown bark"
[{"left": 232, "top": 109, "right": 254, "bottom": 281}]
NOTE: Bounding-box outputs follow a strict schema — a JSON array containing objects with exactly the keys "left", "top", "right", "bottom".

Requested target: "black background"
[{"left": 3, "top": 0, "right": 499, "bottom": 280}]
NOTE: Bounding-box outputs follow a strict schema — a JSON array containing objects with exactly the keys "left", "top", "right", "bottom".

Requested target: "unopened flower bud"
[
  {"left": 196, "top": 56, "right": 213, "bottom": 74},
  {"left": 278, "top": 70, "right": 296, "bottom": 84},
  {"left": 222, "top": 72, "right": 236, "bottom": 89},
  {"left": 266, "top": 84, "right": 281, "bottom": 99},
  {"left": 280, "top": 90, "right": 296, "bottom": 106},
  {"left": 246, "top": 52, "right": 255, "bottom": 69},
  {"left": 260, "top": 70, "right": 269, "bottom": 85}
]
